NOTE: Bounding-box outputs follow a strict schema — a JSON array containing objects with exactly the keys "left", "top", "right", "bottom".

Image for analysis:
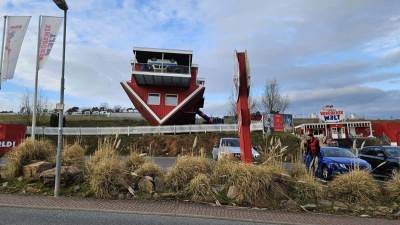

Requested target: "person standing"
[{"left": 306, "top": 133, "right": 320, "bottom": 175}]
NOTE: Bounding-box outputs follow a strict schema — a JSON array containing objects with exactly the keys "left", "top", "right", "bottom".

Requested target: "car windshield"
[
  {"left": 384, "top": 147, "right": 400, "bottom": 157},
  {"left": 322, "top": 148, "right": 355, "bottom": 158},
  {"left": 221, "top": 139, "right": 240, "bottom": 147}
]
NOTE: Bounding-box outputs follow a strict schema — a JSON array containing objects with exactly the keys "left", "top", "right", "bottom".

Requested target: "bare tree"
[
  {"left": 228, "top": 89, "right": 258, "bottom": 117},
  {"left": 35, "top": 91, "right": 49, "bottom": 124},
  {"left": 19, "top": 91, "right": 32, "bottom": 115},
  {"left": 261, "top": 79, "right": 289, "bottom": 113},
  {"left": 113, "top": 105, "right": 122, "bottom": 113},
  {"left": 19, "top": 90, "right": 50, "bottom": 125},
  {"left": 99, "top": 102, "right": 109, "bottom": 111}
]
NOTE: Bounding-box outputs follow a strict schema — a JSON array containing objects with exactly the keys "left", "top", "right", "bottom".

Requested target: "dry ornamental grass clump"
[
  {"left": 5, "top": 139, "right": 55, "bottom": 178},
  {"left": 125, "top": 152, "right": 148, "bottom": 172},
  {"left": 87, "top": 139, "right": 125, "bottom": 198},
  {"left": 328, "top": 170, "right": 379, "bottom": 205},
  {"left": 227, "top": 164, "right": 275, "bottom": 206},
  {"left": 289, "top": 163, "right": 308, "bottom": 179},
  {"left": 211, "top": 156, "right": 288, "bottom": 207},
  {"left": 166, "top": 156, "right": 212, "bottom": 192},
  {"left": 290, "top": 173, "right": 325, "bottom": 204},
  {"left": 211, "top": 156, "right": 238, "bottom": 185},
  {"left": 135, "top": 162, "right": 162, "bottom": 178},
  {"left": 63, "top": 143, "right": 85, "bottom": 169},
  {"left": 385, "top": 173, "right": 400, "bottom": 203},
  {"left": 187, "top": 173, "right": 213, "bottom": 202}
]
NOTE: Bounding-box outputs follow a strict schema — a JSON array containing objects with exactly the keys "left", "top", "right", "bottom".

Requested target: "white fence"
[{"left": 26, "top": 122, "right": 264, "bottom": 136}]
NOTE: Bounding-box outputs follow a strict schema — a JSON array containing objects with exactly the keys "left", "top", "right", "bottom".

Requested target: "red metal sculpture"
[{"left": 234, "top": 51, "right": 252, "bottom": 163}]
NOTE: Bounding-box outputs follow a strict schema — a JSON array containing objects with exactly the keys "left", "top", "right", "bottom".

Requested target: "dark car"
[
  {"left": 359, "top": 146, "right": 400, "bottom": 178},
  {"left": 314, "top": 147, "right": 371, "bottom": 180}
]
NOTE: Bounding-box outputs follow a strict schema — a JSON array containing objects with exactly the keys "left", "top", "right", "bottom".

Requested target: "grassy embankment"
[{"left": 0, "top": 114, "right": 148, "bottom": 127}]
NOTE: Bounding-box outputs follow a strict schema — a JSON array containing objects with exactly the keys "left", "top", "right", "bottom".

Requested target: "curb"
[{"left": 0, "top": 203, "right": 303, "bottom": 225}]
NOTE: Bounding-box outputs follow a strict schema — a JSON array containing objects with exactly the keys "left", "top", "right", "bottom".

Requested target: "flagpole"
[
  {"left": 31, "top": 16, "right": 42, "bottom": 140},
  {"left": 0, "top": 16, "right": 6, "bottom": 90}
]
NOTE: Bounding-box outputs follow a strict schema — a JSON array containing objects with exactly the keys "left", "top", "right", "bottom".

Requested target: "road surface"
[
  {"left": 0, "top": 206, "right": 274, "bottom": 225},
  {"left": 0, "top": 194, "right": 398, "bottom": 225}
]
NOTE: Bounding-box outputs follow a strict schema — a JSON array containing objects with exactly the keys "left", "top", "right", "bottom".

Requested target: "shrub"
[
  {"left": 289, "top": 163, "right": 308, "bottom": 179},
  {"left": 211, "top": 156, "right": 237, "bottom": 185},
  {"left": 227, "top": 164, "right": 275, "bottom": 206},
  {"left": 385, "top": 173, "right": 400, "bottom": 203},
  {"left": 166, "top": 156, "right": 212, "bottom": 192},
  {"left": 211, "top": 157, "right": 288, "bottom": 207},
  {"left": 135, "top": 162, "right": 162, "bottom": 178},
  {"left": 125, "top": 152, "right": 148, "bottom": 172},
  {"left": 5, "top": 139, "right": 55, "bottom": 178},
  {"left": 289, "top": 174, "right": 325, "bottom": 204},
  {"left": 328, "top": 170, "right": 379, "bottom": 205},
  {"left": 86, "top": 140, "right": 125, "bottom": 198},
  {"left": 63, "top": 143, "right": 85, "bottom": 169},
  {"left": 187, "top": 173, "right": 213, "bottom": 202}
]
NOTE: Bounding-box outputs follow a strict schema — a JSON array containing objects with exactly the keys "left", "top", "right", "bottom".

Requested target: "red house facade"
[{"left": 121, "top": 47, "right": 206, "bottom": 126}]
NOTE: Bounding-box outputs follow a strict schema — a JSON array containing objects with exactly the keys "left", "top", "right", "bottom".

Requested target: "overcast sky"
[{"left": 0, "top": 0, "right": 399, "bottom": 119}]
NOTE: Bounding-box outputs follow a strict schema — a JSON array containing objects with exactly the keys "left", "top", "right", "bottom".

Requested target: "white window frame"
[
  {"left": 148, "top": 93, "right": 160, "bottom": 105},
  {"left": 165, "top": 93, "right": 178, "bottom": 106}
]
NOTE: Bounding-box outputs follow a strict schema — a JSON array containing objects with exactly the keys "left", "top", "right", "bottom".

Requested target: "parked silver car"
[{"left": 212, "top": 137, "right": 260, "bottom": 161}]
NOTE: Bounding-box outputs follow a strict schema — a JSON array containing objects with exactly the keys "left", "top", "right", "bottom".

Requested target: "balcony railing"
[{"left": 133, "top": 63, "right": 190, "bottom": 75}]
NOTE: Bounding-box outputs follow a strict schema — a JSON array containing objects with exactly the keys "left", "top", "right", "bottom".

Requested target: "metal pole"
[
  {"left": 54, "top": 10, "right": 67, "bottom": 197},
  {"left": 32, "top": 16, "right": 42, "bottom": 140},
  {"left": 0, "top": 16, "right": 6, "bottom": 90}
]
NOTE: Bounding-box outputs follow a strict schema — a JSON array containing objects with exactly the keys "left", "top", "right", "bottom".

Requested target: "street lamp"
[{"left": 53, "top": 0, "right": 68, "bottom": 197}]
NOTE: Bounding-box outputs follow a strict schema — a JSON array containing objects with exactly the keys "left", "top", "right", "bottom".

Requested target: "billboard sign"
[
  {"left": 283, "top": 114, "right": 294, "bottom": 132},
  {"left": 319, "top": 105, "right": 345, "bottom": 123},
  {"left": 262, "top": 113, "right": 293, "bottom": 133},
  {"left": 0, "top": 124, "right": 26, "bottom": 155}
]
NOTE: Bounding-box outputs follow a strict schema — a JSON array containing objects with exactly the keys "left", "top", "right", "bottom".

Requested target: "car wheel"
[{"left": 322, "top": 166, "right": 330, "bottom": 180}]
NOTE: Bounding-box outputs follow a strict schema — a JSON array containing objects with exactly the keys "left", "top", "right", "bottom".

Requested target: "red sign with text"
[
  {"left": 0, "top": 124, "right": 26, "bottom": 155},
  {"left": 273, "top": 114, "right": 284, "bottom": 132}
]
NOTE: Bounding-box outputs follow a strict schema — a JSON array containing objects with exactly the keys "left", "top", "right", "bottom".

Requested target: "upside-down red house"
[{"left": 121, "top": 47, "right": 206, "bottom": 125}]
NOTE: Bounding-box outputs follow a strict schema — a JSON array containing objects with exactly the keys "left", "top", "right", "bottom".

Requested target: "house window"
[
  {"left": 148, "top": 93, "right": 160, "bottom": 105},
  {"left": 165, "top": 94, "right": 178, "bottom": 106}
]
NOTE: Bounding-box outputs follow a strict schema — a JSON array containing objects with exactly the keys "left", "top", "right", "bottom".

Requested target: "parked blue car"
[{"left": 305, "top": 147, "right": 372, "bottom": 180}]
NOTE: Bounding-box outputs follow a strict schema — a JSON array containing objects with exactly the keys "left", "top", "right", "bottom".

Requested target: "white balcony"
[{"left": 132, "top": 47, "right": 193, "bottom": 87}]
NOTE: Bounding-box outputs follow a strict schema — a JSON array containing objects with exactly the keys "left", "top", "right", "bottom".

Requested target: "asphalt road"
[{"left": 0, "top": 206, "right": 277, "bottom": 225}]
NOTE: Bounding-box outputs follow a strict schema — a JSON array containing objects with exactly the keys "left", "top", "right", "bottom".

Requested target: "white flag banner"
[
  {"left": 1, "top": 16, "right": 31, "bottom": 80},
  {"left": 38, "top": 16, "right": 63, "bottom": 69}
]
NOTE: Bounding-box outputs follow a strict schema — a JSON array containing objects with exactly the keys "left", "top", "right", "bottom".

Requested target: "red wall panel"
[{"left": 372, "top": 121, "right": 400, "bottom": 144}]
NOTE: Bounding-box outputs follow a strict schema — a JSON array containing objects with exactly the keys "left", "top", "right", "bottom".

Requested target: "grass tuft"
[
  {"left": 125, "top": 152, "right": 148, "bottom": 172},
  {"left": 86, "top": 139, "right": 124, "bottom": 198},
  {"left": 288, "top": 163, "right": 308, "bottom": 179},
  {"left": 289, "top": 173, "right": 325, "bottom": 204},
  {"left": 5, "top": 139, "right": 55, "bottom": 178},
  {"left": 63, "top": 143, "right": 85, "bottom": 170},
  {"left": 187, "top": 173, "right": 213, "bottom": 202},
  {"left": 135, "top": 162, "right": 162, "bottom": 178},
  {"left": 166, "top": 156, "right": 212, "bottom": 192},
  {"left": 385, "top": 173, "right": 400, "bottom": 203},
  {"left": 328, "top": 170, "right": 379, "bottom": 205}
]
